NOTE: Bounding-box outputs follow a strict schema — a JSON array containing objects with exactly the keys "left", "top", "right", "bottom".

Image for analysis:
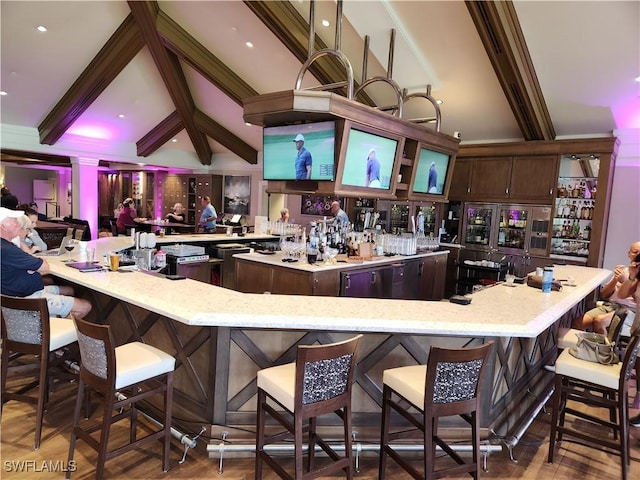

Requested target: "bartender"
[{"left": 330, "top": 201, "right": 350, "bottom": 227}]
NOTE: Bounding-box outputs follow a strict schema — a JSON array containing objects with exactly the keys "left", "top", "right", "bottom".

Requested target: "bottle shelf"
[{"left": 553, "top": 238, "right": 590, "bottom": 244}]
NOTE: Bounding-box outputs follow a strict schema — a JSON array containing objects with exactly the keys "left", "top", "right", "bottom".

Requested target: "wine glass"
[{"left": 64, "top": 238, "right": 75, "bottom": 262}]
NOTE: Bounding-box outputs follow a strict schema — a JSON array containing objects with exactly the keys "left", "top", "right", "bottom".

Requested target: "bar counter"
[
  {"left": 45, "top": 236, "right": 611, "bottom": 452},
  {"left": 47, "top": 236, "right": 608, "bottom": 337}
]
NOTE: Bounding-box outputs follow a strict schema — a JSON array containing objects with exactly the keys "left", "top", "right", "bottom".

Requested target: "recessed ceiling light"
[
  {"left": 245, "top": 41, "right": 254, "bottom": 48},
  {"left": 36, "top": 25, "right": 47, "bottom": 32},
  {"left": 171, "top": 138, "right": 178, "bottom": 143},
  {"left": 436, "top": 99, "right": 443, "bottom": 105},
  {"left": 0, "top": 91, "right": 7, "bottom": 96},
  {"left": 118, "top": 114, "right": 125, "bottom": 118},
  {"left": 635, "top": 76, "right": 640, "bottom": 82},
  {"left": 245, "top": 122, "right": 252, "bottom": 126},
  {"left": 322, "top": 19, "right": 330, "bottom": 27}
]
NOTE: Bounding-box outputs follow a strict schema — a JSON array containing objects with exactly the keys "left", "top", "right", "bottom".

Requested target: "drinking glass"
[{"left": 64, "top": 238, "right": 75, "bottom": 262}]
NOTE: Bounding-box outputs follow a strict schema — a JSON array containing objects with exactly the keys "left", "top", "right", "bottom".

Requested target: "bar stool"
[
  {"left": 0, "top": 294, "right": 78, "bottom": 450},
  {"left": 255, "top": 334, "right": 362, "bottom": 480},
  {"left": 548, "top": 331, "right": 640, "bottom": 480},
  {"left": 67, "top": 318, "right": 175, "bottom": 480},
  {"left": 379, "top": 341, "right": 494, "bottom": 480}
]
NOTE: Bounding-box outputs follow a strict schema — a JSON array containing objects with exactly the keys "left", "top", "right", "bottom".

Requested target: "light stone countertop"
[
  {"left": 45, "top": 237, "right": 611, "bottom": 338},
  {"left": 233, "top": 250, "right": 449, "bottom": 272}
]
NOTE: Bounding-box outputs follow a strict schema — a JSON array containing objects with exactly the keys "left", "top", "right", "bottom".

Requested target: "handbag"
[{"left": 569, "top": 332, "right": 619, "bottom": 365}]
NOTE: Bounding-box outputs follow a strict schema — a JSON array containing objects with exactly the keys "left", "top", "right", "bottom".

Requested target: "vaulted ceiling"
[{"left": 1, "top": 1, "right": 638, "bottom": 170}]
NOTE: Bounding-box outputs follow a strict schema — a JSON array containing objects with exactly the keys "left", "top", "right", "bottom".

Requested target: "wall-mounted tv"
[
  {"left": 409, "top": 146, "right": 453, "bottom": 199},
  {"left": 263, "top": 120, "right": 336, "bottom": 181},
  {"left": 335, "top": 124, "right": 402, "bottom": 198}
]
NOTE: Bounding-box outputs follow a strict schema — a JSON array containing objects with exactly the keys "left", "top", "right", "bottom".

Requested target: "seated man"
[
  {"left": 572, "top": 240, "right": 639, "bottom": 334},
  {"left": 0, "top": 207, "right": 92, "bottom": 319}
]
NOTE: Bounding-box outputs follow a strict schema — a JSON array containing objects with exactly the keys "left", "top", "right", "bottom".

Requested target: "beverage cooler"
[{"left": 462, "top": 203, "right": 552, "bottom": 257}]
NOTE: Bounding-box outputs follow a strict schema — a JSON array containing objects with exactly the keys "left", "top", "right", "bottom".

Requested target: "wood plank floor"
[{"left": 1, "top": 373, "right": 639, "bottom": 479}]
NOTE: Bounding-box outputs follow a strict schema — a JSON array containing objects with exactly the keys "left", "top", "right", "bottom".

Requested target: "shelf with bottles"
[
  {"left": 556, "top": 176, "right": 597, "bottom": 200},
  {"left": 554, "top": 197, "right": 596, "bottom": 221},
  {"left": 550, "top": 238, "right": 589, "bottom": 258},
  {"left": 552, "top": 218, "right": 592, "bottom": 241}
]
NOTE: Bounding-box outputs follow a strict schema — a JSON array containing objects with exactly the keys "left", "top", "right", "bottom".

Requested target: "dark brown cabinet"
[
  {"left": 417, "top": 254, "right": 447, "bottom": 300},
  {"left": 341, "top": 269, "right": 385, "bottom": 298},
  {"left": 235, "top": 254, "right": 448, "bottom": 300},
  {"left": 450, "top": 155, "right": 559, "bottom": 204},
  {"left": 470, "top": 157, "right": 513, "bottom": 201},
  {"left": 448, "top": 158, "right": 473, "bottom": 200},
  {"left": 509, "top": 155, "right": 558, "bottom": 202}
]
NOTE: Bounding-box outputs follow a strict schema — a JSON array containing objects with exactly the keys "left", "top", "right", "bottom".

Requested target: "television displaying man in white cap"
[{"left": 293, "top": 133, "right": 312, "bottom": 180}]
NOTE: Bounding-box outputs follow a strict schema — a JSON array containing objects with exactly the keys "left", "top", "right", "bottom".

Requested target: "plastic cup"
[{"left": 109, "top": 253, "right": 120, "bottom": 271}]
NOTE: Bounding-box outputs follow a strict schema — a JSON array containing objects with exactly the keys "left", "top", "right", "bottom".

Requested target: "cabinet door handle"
[
  {"left": 345, "top": 275, "right": 350, "bottom": 290},
  {"left": 371, "top": 272, "right": 377, "bottom": 284},
  {"left": 418, "top": 262, "right": 424, "bottom": 276},
  {"left": 506, "top": 187, "right": 509, "bottom": 195},
  {"left": 549, "top": 188, "right": 553, "bottom": 196}
]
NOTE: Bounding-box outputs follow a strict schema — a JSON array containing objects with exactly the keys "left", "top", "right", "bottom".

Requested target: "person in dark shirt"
[
  {"left": 0, "top": 207, "right": 91, "bottom": 319},
  {"left": 165, "top": 202, "right": 186, "bottom": 234},
  {"left": 1, "top": 187, "right": 19, "bottom": 210}
]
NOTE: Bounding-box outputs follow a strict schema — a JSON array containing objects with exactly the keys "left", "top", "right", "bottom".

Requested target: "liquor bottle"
[{"left": 572, "top": 219, "right": 580, "bottom": 239}]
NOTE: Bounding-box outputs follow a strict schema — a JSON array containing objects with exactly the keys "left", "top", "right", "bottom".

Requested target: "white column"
[{"left": 71, "top": 157, "right": 99, "bottom": 240}]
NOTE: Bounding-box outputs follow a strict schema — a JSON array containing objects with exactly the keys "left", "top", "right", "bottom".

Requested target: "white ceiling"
[{"left": 1, "top": 1, "right": 638, "bottom": 170}]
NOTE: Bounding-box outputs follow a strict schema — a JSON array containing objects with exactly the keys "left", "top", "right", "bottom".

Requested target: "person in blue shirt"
[
  {"left": 0, "top": 207, "right": 92, "bottom": 319},
  {"left": 199, "top": 196, "right": 217, "bottom": 233},
  {"left": 365, "top": 148, "right": 381, "bottom": 187},
  {"left": 293, "top": 134, "right": 312, "bottom": 180},
  {"left": 428, "top": 161, "right": 438, "bottom": 193},
  {"left": 330, "top": 201, "right": 350, "bottom": 227}
]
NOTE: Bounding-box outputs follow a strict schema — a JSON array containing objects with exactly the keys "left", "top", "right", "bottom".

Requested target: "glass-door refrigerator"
[
  {"left": 462, "top": 203, "right": 497, "bottom": 252},
  {"left": 463, "top": 203, "right": 552, "bottom": 257}
]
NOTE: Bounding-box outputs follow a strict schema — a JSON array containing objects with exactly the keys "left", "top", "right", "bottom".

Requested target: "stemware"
[{"left": 64, "top": 238, "right": 75, "bottom": 262}]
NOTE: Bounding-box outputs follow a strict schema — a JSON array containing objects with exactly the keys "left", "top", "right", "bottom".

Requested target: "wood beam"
[
  {"left": 466, "top": 1, "right": 555, "bottom": 141},
  {"left": 244, "top": 0, "right": 375, "bottom": 106},
  {"left": 0, "top": 150, "right": 71, "bottom": 167},
  {"left": 156, "top": 10, "right": 258, "bottom": 105},
  {"left": 193, "top": 110, "right": 257, "bottom": 165},
  {"left": 38, "top": 14, "right": 144, "bottom": 145},
  {"left": 128, "top": 1, "right": 212, "bottom": 166},
  {"left": 136, "top": 111, "right": 184, "bottom": 157}
]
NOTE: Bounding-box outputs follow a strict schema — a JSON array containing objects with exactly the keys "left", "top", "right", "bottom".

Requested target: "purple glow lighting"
[{"left": 67, "top": 125, "right": 112, "bottom": 140}]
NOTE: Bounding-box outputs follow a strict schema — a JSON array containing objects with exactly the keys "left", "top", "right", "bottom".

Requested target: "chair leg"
[
  {"left": 294, "top": 414, "right": 304, "bottom": 480},
  {"left": 308, "top": 416, "right": 317, "bottom": 472},
  {"left": 378, "top": 385, "right": 391, "bottom": 479},
  {"left": 34, "top": 351, "right": 49, "bottom": 450},
  {"left": 619, "top": 393, "right": 628, "bottom": 480},
  {"left": 0, "top": 347, "right": 8, "bottom": 415},
  {"left": 255, "top": 388, "right": 266, "bottom": 480},
  {"left": 67, "top": 379, "right": 85, "bottom": 480},
  {"left": 471, "top": 411, "right": 480, "bottom": 480},
  {"left": 162, "top": 372, "right": 173, "bottom": 473},
  {"left": 548, "top": 374, "right": 562, "bottom": 463},
  {"left": 425, "top": 415, "right": 435, "bottom": 480},
  {"left": 95, "top": 391, "right": 116, "bottom": 480},
  {"left": 343, "top": 405, "right": 353, "bottom": 480}
]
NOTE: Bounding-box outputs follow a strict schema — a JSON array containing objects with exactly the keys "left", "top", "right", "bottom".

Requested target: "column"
[{"left": 71, "top": 157, "right": 99, "bottom": 240}]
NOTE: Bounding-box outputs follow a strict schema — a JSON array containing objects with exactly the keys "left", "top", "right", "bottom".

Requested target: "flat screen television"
[
  {"left": 408, "top": 145, "right": 455, "bottom": 201},
  {"left": 336, "top": 124, "right": 402, "bottom": 197},
  {"left": 263, "top": 120, "right": 336, "bottom": 181}
]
